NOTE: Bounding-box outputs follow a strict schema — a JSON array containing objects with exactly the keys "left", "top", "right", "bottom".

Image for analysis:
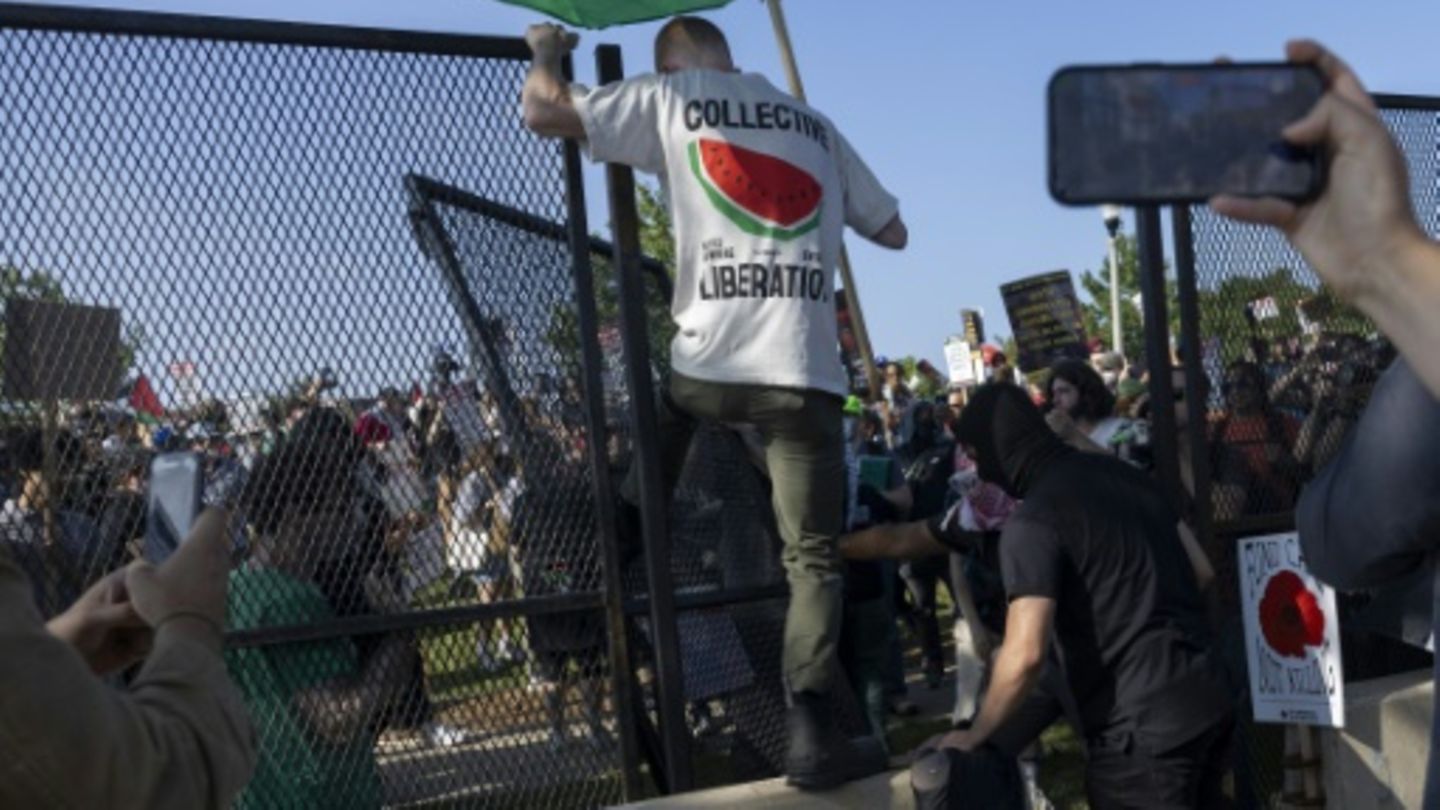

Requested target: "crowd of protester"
[
  {"left": 832, "top": 326, "right": 1399, "bottom": 801},
  {"left": 0, "top": 315, "right": 1390, "bottom": 805},
  {"left": 0, "top": 349, "right": 616, "bottom": 807},
  {"left": 6, "top": 26, "right": 1440, "bottom": 810}
]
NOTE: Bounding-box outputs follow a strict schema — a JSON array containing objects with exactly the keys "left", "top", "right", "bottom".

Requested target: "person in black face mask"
[{"left": 845, "top": 383, "right": 1233, "bottom": 809}]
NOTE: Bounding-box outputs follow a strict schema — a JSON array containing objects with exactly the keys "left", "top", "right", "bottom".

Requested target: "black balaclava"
[
  {"left": 955, "top": 383, "right": 1072, "bottom": 498},
  {"left": 898, "top": 400, "right": 939, "bottom": 456}
]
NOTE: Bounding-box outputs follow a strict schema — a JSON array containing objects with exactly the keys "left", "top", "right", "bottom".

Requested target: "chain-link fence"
[
  {"left": 0, "top": 7, "right": 635, "bottom": 808},
  {"left": 1177, "top": 95, "right": 1440, "bottom": 808},
  {"left": 410, "top": 173, "right": 867, "bottom": 791}
]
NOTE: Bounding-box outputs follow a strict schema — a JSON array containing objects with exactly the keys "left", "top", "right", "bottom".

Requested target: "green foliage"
[
  {"left": 1196, "top": 267, "right": 1370, "bottom": 366},
  {"left": 1076, "top": 233, "right": 1180, "bottom": 361},
  {"left": 545, "top": 181, "right": 677, "bottom": 372},
  {"left": 636, "top": 182, "right": 675, "bottom": 275},
  {"left": 997, "top": 334, "right": 1018, "bottom": 366},
  {"left": 895, "top": 355, "right": 943, "bottom": 399},
  {"left": 1077, "top": 234, "right": 1373, "bottom": 369}
]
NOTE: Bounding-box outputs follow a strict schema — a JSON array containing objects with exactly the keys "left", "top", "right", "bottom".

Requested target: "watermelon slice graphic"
[{"left": 688, "top": 138, "right": 822, "bottom": 240}]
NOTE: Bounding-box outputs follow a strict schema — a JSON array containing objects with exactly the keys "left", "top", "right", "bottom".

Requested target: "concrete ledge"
[
  {"left": 1320, "top": 668, "right": 1432, "bottom": 810},
  {"left": 611, "top": 768, "right": 915, "bottom": 810}
]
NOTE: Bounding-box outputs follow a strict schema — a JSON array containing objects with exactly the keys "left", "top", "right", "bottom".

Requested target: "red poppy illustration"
[{"left": 1258, "top": 570, "right": 1326, "bottom": 659}]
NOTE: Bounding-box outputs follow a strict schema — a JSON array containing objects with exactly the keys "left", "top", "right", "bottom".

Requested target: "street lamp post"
[{"left": 1101, "top": 204, "right": 1124, "bottom": 357}]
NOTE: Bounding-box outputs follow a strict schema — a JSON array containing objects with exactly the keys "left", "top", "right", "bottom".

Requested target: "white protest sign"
[
  {"left": 944, "top": 338, "right": 975, "bottom": 385},
  {"left": 1239, "top": 532, "right": 1345, "bottom": 728}
]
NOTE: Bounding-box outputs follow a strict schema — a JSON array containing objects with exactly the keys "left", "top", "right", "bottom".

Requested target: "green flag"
[{"left": 497, "top": 0, "right": 734, "bottom": 29}]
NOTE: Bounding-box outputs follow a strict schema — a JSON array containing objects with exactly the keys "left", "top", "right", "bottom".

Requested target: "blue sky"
[{"left": 35, "top": 0, "right": 1440, "bottom": 372}]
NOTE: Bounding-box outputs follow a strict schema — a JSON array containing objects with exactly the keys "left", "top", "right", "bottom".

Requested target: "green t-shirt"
[{"left": 225, "top": 568, "right": 381, "bottom": 810}]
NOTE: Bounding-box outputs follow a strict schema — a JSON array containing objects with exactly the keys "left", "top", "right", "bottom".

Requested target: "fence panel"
[
  {"left": 1180, "top": 97, "right": 1440, "bottom": 808},
  {"left": 0, "top": 7, "right": 627, "bottom": 808}
]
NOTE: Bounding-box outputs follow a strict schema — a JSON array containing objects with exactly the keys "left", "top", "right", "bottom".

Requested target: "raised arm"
[{"left": 521, "top": 23, "right": 585, "bottom": 140}]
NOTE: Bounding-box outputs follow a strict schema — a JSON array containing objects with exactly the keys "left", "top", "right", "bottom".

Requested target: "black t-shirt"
[{"left": 994, "top": 452, "right": 1231, "bottom": 746}]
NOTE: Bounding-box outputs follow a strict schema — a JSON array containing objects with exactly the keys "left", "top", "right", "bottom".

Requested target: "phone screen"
[
  {"left": 1048, "top": 63, "right": 1325, "bottom": 205},
  {"left": 144, "top": 451, "right": 203, "bottom": 564}
]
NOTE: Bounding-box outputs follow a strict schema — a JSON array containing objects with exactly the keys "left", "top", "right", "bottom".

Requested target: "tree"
[
  {"left": 895, "top": 355, "right": 943, "bottom": 400},
  {"left": 1193, "top": 267, "right": 1370, "bottom": 367},
  {"left": 636, "top": 182, "right": 675, "bottom": 274},
  {"left": 545, "top": 181, "right": 676, "bottom": 372},
  {"left": 1076, "top": 233, "right": 1180, "bottom": 363}
]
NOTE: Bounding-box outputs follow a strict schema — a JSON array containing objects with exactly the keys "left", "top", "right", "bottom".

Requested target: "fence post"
[
  {"left": 558, "top": 53, "right": 644, "bottom": 800},
  {"left": 595, "top": 42, "right": 694, "bottom": 795},
  {"left": 1136, "top": 205, "right": 1183, "bottom": 509},
  {"left": 1171, "top": 206, "right": 1216, "bottom": 554}
]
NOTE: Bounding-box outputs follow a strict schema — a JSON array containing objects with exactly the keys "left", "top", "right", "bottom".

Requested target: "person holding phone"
[
  {"left": 1213, "top": 39, "right": 1440, "bottom": 806},
  {"left": 0, "top": 507, "right": 257, "bottom": 809}
]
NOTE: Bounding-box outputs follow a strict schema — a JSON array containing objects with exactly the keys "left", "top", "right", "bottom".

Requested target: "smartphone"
[
  {"left": 1048, "top": 62, "right": 1326, "bottom": 205},
  {"left": 144, "top": 451, "right": 204, "bottom": 563}
]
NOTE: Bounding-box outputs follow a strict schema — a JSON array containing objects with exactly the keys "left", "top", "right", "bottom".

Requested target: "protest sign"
[
  {"left": 1000, "top": 271, "right": 1089, "bottom": 373},
  {"left": 5, "top": 298, "right": 121, "bottom": 401},
  {"left": 944, "top": 337, "right": 975, "bottom": 385},
  {"left": 960, "top": 308, "right": 985, "bottom": 347},
  {"left": 1239, "top": 532, "right": 1345, "bottom": 727}
]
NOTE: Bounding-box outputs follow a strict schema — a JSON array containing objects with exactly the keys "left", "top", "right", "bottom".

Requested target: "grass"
[
  {"left": 405, "top": 579, "right": 1093, "bottom": 807},
  {"left": 1038, "top": 723, "right": 1089, "bottom": 810}
]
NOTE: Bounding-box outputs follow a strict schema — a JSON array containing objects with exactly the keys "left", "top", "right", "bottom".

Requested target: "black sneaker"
[{"left": 785, "top": 691, "right": 889, "bottom": 791}]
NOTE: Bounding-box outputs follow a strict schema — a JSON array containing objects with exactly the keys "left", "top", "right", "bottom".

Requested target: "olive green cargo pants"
[{"left": 622, "top": 372, "right": 845, "bottom": 695}]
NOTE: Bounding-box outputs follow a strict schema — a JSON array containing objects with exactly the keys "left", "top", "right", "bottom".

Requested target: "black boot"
[
  {"left": 614, "top": 496, "right": 644, "bottom": 567},
  {"left": 785, "top": 691, "right": 888, "bottom": 790}
]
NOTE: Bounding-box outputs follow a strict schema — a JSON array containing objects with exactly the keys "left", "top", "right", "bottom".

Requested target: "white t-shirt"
[{"left": 573, "top": 70, "right": 899, "bottom": 396}]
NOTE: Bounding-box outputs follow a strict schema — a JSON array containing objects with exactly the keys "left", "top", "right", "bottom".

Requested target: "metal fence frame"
[
  {"left": 0, "top": 3, "right": 654, "bottom": 805},
  {"left": 1144, "top": 92, "right": 1440, "bottom": 807}
]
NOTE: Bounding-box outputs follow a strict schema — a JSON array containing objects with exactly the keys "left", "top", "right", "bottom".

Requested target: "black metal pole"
[
  {"left": 559, "top": 52, "right": 643, "bottom": 800},
  {"left": 1136, "top": 205, "right": 1183, "bottom": 509},
  {"left": 1171, "top": 206, "right": 1216, "bottom": 548},
  {"left": 595, "top": 43, "right": 693, "bottom": 794}
]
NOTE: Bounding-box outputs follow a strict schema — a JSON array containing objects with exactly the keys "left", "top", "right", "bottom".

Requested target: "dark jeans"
[
  {"left": 1085, "top": 717, "right": 1234, "bottom": 810},
  {"left": 900, "top": 552, "right": 955, "bottom": 671}
]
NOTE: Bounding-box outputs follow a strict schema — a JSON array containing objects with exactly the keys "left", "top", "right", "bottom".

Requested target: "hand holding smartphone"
[{"left": 1048, "top": 62, "right": 1326, "bottom": 205}]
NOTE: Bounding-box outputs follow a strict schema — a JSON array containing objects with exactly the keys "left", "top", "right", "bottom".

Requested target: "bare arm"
[
  {"left": 866, "top": 214, "right": 908, "bottom": 250},
  {"left": 521, "top": 24, "right": 584, "bottom": 140},
  {"left": 839, "top": 519, "right": 948, "bottom": 561},
  {"left": 938, "top": 597, "right": 1053, "bottom": 751}
]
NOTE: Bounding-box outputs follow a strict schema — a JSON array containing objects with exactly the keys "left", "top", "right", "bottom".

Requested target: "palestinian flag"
[{"left": 117, "top": 375, "right": 165, "bottom": 424}]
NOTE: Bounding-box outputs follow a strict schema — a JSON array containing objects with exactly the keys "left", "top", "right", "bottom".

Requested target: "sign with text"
[
  {"left": 1239, "top": 532, "right": 1345, "bottom": 728},
  {"left": 1000, "top": 271, "right": 1089, "bottom": 373},
  {"left": 944, "top": 337, "right": 975, "bottom": 385},
  {"left": 960, "top": 308, "right": 985, "bottom": 347}
]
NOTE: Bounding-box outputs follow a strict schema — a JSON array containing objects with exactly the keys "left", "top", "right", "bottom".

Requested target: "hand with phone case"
[
  {"left": 1211, "top": 40, "right": 1440, "bottom": 400},
  {"left": 1211, "top": 40, "right": 1425, "bottom": 306},
  {"left": 125, "top": 507, "right": 234, "bottom": 654},
  {"left": 46, "top": 568, "right": 154, "bottom": 675}
]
